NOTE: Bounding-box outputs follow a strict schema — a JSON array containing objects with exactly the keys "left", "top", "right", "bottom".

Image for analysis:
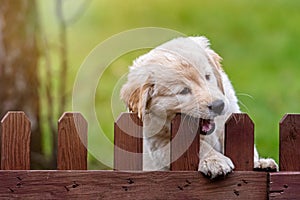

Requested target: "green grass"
[{"left": 38, "top": 0, "right": 300, "bottom": 168}]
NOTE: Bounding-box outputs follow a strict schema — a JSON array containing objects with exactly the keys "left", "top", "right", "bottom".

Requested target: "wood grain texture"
[
  {"left": 0, "top": 112, "right": 31, "bottom": 170},
  {"left": 114, "top": 113, "right": 143, "bottom": 170},
  {"left": 171, "top": 114, "right": 200, "bottom": 171},
  {"left": 279, "top": 114, "right": 300, "bottom": 171},
  {"left": 0, "top": 170, "right": 267, "bottom": 199},
  {"left": 225, "top": 113, "right": 254, "bottom": 171},
  {"left": 57, "top": 112, "right": 87, "bottom": 170},
  {"left": 269, "top": 172, "right": 300, "bottom": 199}
]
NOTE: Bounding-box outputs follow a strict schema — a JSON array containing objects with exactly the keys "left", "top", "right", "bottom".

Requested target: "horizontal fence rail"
[
  {"left": 0, "top": 111, "right": 299, "bottom": 199},
  {"left": 0, "top": 171, "right": 267, "bottom": 199}
]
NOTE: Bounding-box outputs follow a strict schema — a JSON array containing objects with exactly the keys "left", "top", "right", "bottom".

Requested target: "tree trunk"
[{"left": 0, "top": 0, "right": 43, "bottom": 169}]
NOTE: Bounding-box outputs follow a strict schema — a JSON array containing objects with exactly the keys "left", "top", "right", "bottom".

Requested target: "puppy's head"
[{"left": 121, "top": 37, "right": 227, "bottom": 134}]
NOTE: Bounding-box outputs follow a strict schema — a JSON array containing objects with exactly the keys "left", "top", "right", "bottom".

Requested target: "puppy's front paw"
[
  {"left": 254, "top": 158, "right": 278, "bottom": 172},
  {"left": 199, "top": 154, "right": 235, "bottom": 179}
]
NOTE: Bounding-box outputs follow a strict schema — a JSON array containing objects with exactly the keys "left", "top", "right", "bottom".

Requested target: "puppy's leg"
[
  {"left": 254, "top": 146, "right": 278, "bottom": 171},
  {"left": 199, "top": 140, "right": 234, "bottom": 179}
]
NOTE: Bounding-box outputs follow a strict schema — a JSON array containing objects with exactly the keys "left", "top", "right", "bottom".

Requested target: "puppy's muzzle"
[{"left": 208, "top": 99, "right": 225, "bottom": 115}]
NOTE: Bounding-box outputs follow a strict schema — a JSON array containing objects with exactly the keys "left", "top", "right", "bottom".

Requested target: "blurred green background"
[{"left": 38, "top": 0, "right": 300, "bottom": 169}]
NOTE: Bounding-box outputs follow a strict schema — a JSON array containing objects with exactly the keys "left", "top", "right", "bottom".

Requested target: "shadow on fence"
[{"left": 0, "top": 111, "right": 299, "bottom": 199}]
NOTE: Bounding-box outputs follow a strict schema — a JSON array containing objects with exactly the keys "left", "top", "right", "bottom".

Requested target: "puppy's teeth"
[{"left": 200, "top": 119, "right": 215, "bottom": 135}]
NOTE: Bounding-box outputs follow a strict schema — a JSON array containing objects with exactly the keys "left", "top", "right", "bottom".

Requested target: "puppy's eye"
[
  {"left": 179, "top": 87, "right": 191, "bottom": 95},
  {"left": 205, "top": 74, "right": 210, "bottom": 81}
]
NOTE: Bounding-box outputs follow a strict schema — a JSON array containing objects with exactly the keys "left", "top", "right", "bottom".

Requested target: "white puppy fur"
[{"left": 121, "top": 36, "right": 278, "bottom": 178}]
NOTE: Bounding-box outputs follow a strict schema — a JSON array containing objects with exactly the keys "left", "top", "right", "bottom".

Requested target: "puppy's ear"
[
  {"left": 137, "top": 82, "right": 154, "bottom": 119},
  {"left": 192, "top": 36, "right": 225, "bottom": 94},
  {"left": 206, "top": 48, "right": 225, "bottom": 94},
  {"left": 206, "top": 48, "right": 223, "bottom": 70},
  {"left": 192, "top": 36, "right": 223, "bottom": 70},
  {"left": 120, "top": 79, "right": 154, "bottom": 119}
]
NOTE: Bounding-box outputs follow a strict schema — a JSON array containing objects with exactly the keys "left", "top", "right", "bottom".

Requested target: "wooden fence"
[{"left": 0, "top": 111, "right": 299, "bottom": 199}]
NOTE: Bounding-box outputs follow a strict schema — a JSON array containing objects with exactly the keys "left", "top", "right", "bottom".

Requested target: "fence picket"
[
  {"left": 225, "top": 113, "right": 254, "bottom": 171},
  {"left": 279, "top": 114, "right": 300, "bottom": 171},
  {"left": 57, "top": 112, "right": 87, "bottom": 170},
  {"left": 114, "top": 113, "right": 143, "bottom": 170},
  {"left": 170, "top": 114, "right": 200, "bottom": 171},
  {"left": 0, "top": 111, "right": 31, "bottom": 170}
]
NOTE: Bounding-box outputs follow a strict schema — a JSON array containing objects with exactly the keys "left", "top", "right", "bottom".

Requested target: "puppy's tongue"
[{"left": 200, "top": 119, "right": 215, "bottom": 135}]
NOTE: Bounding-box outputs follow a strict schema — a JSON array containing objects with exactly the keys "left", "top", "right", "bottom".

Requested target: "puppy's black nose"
[{"left": 208, "top": 100, "right": 225, "bottom": 115}]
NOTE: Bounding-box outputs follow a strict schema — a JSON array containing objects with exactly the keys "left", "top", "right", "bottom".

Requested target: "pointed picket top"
[
  {"left": 170, "top": 114, "right": 200, "bottom": 171},
  {"left": 57, "top": 112, "right": 88, "bottom": 170},
  {"left": 114, "top": 113, "right": 143, "bottom": 170},
  {"left": 225, "top": 113, "right": 254, "bottom": 171},
  {"left": 1, "top": 111, "right": 31, "bottom": 170},
  {"left": 279, "top": 114, "right": 300, "bottom": 171},
  {"left": 115, "top": 112, "right": 143, "bottom": 136}
]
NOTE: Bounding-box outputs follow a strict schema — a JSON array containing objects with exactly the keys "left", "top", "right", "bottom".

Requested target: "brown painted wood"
[
  {"left": 279, "top": 114, "right": 300, "bottom": 171},
  {"left": 114, "top": 113, "right": 143, "bottom": 170},
  {"left": 0, "top": 112, "right": 31, "bottom": 170},
  {"left": 57, "top": 112, "right": 88, "bottom": 170},
  {"left": 170, "top": 114, "right": 200, "bottom": 171},
  {"left": 225, "top": 113, "right": 254, "bottom": 171},
  {"left": 0, "top": 170, "right": 267, "bottom": 199},
  {"left": 269, "top": 172, "right": 300, "bottom": 199}
]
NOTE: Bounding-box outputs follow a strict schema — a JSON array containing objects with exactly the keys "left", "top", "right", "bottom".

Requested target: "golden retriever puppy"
[{"left": 120, "top": 36, "right": 278, "bottom": 178}]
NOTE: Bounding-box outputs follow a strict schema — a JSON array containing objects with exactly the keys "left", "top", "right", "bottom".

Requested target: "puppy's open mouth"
[{"left": 200, "top": 119, "right": 215, "bottom": 135}]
